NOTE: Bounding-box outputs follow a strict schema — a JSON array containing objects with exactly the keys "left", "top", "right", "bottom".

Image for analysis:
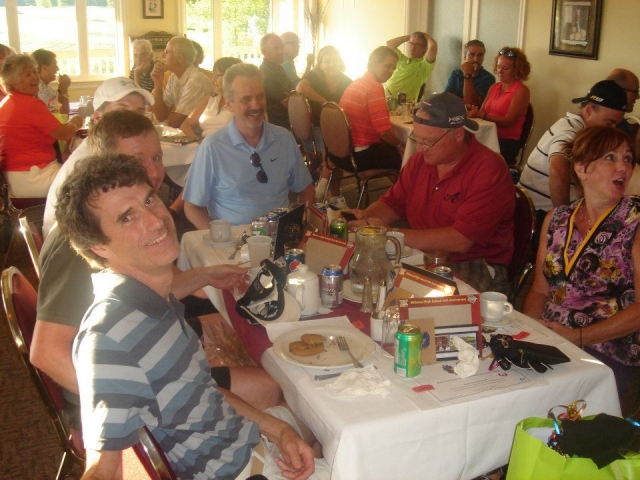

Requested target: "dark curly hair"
[{"left": 55, "top": 154, "right": 152, "bottom": 269}]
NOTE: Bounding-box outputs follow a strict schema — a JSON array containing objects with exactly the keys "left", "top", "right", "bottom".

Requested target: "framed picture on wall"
[
  {"left": 549, "top": 0, "right": 602, "bottom": 59},
  {"left": 143, "top": 0, "right": 164, "bottom": 19}
]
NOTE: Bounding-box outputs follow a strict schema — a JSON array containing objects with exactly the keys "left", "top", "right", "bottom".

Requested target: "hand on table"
[
  {"left": 346, "top": 210, "right": 391, "bottom": 230},
  {"left": 537, "top": 319, "right": 581, "bottom": 346},
  {"left": 273, "top": 426, "right": 315, "bottom": 480},
  {"left": 203, "top": 264, "right": 249, "bottom": 294},
  {"left": 466, "top": 105, "right": 480, "bottom": 118}
]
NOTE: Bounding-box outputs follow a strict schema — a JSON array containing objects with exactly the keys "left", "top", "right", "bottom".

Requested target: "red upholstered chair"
[
  {"left": 2, "top": 266, "right": 177, "bottom": 479},
  {"left": 320, "top": 101, "right": 399, "bottom": 209},
  {"left": 18, "top": 205, "right": 45, "bottom": 279},
  {"left": 508, "top": 186, "right": 536, "bottom": 304},
  {"left": 1, "top": 266, "right": 85, "bottom": 479},
  {"left": 128, "top": 426, "right": 177, "bottom": 480}
]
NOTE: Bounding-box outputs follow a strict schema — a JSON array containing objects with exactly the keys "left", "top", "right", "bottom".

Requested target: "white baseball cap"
[{"left": 92, "top": 77, "right": 154, "bottom": 111}]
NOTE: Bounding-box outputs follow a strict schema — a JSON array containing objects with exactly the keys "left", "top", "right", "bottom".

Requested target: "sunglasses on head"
[
  {"left": 250, "top": 152, "right": 268, "bottom": 184},
  {"left": 499, "top": 49, "right": 517, "bottom": 58}
]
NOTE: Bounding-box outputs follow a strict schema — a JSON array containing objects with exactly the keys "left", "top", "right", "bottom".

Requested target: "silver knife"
[{"left": 313, "top": 372, "right": 342, "bottom": 381}]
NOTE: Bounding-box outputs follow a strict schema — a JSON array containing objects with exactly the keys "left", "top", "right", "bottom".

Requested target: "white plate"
[
  {"left": 342, "top": 280, "right": 362, "bottom": 304},
  {"left": 202, "top": 233, "right": 238, "bottom": 248},
  {"left": 273, "top": 325, "right": 376, "bottom": 368}
]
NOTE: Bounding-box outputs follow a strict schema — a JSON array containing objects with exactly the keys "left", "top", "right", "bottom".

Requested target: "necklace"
[{"left": 580, "top": 203, "right": 595, "bottom": 227}]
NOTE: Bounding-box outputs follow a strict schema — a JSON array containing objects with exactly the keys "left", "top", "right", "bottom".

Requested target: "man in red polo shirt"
[
  {"left": 335, "top": 46, "right": 404, "bottom": 173},
  {"left": 350, "top": 93, "right": 515, "bottom": 294}
]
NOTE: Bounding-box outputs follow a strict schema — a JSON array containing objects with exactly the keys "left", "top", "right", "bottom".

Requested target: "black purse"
[{"left": 489, "top": 334, "right": 570, "bottom": 373}]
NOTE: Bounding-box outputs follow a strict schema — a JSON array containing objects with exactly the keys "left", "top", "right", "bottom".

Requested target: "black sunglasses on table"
[{"left": 250, "top": 152, "right": 268, "bottom": 184}]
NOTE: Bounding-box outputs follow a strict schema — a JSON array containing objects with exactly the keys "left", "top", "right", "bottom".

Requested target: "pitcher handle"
[{"left": 386, "top": 235, "right": 402, "bottom": 266}]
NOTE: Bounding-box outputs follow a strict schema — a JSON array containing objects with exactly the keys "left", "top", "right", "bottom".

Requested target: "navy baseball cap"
[
  {"left": 571, "top": 80, "right": 627, "bottom": 111},
  {"left": 413, "top": 92, "right": 479, "bottom": 133}
]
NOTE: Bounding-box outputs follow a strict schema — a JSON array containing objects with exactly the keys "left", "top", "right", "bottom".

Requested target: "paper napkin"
[
  {"left": 326, "top": 364, "right": 391, "bottom": 397},
  {"left": 452, "top": 335, "right": 479, "bottom": 378}
]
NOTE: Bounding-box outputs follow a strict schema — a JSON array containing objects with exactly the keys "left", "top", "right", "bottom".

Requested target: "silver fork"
[
  {"left": 228, "top": 232, "right": 247, "bottom": 260},
  {"left": 337, "top": 336, "right": 363, "bottom": 368}
]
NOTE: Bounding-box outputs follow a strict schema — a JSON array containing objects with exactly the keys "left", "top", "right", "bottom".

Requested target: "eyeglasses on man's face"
[
  {"left": 250, "top": 152, "right": 268, "bottom": 183},
  {"left": 408, "top": 41, "right": 426, "bottom": 48},
  {"left": 409, "top": 129, "right": 452, "bottom": 149},
  {"left": 499, "top": 49, "right": 516, "bottom": 58}
]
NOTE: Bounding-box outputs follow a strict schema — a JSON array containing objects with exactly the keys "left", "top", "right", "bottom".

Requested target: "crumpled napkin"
[
  {"left": 325, "top": 365, "right": 391, "bottom": 397},
  {"left": 452, "top": 335, "right": 479, "bottom": 378}
]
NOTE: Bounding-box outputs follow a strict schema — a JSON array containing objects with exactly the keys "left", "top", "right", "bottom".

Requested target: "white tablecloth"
[
  {"left": 391, "top": 116, "right": 501, "bottom": 167},
  {"left": 162, "top": 141, "right": 199, "bottom": 186},
  {"left": 261, "top": 313, "right": 620, "bottom": 480}
]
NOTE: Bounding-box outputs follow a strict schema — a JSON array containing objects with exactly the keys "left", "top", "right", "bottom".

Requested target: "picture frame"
[
  {"left": 549, "top": 0, "right": 603, "bottom": 60},
  {"left": 143, "top": 0, "right": 164, "bottom": 19}
]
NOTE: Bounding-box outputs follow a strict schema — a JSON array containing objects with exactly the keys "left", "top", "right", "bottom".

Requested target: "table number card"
[
  {"left": 297, "top": 231, "right": 355, "bottom": 275},
  {"left": 398, "top": 295, "right": 483, "bottom": 357}
]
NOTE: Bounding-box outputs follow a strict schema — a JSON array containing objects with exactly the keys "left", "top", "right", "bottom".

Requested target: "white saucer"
[
  {"left": 202, "top": 233, "right": 237, "bottom": 248},
  {"left": 342, "top": 280, "right": 363, "bottom": 304},
  {"left": 482, "top": 316, "right": 515, "bottom": 328}
]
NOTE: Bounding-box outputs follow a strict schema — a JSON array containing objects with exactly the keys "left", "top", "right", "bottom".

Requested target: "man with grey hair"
[
  {"left": 183, "top": 62, "right": 314, "bottom": 228},
  {"left": 42, "top": 76, "right": 154, "bottom": 237},
  {"left": 280, "top": 31, "right": 301, "bottom": 86},
  {"left": 151, "top": 36, "right": 214, "bottom": 127},
  {"left": 260, "top": 32, "right": 293, "bottom": 129},
  {"left": 444, "top": 39, "right": 495, "bottom": 107},
  {"left": 129, "top": 38, "right": 154, "bottom": 92},
  {"left": 349, "top": 92, "right": 514, "bottom": 293},
  {"left": 385, "top": 31, "right": 438, "bottom": 102}
]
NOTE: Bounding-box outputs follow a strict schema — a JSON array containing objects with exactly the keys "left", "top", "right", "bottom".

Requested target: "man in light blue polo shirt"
[{"left": 183, "top": 63, "right": 315, "bottom": 228}]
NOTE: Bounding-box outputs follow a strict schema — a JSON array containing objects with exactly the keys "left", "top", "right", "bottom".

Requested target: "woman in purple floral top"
[{"left": 524, "top": 126, "right": 640, "bottom": 415}]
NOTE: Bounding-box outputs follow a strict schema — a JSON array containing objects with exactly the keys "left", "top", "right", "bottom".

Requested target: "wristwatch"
[{"left": 463, "top": 73, "right": 472, "bottom": 80}]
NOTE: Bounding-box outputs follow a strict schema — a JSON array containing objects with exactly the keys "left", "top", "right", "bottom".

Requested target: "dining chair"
[
  {"left": 1, "top": 266, "right": 86, "bottom": 479},
  {"left": 319, "top": 101, "right": 399, "bottom": 209},
  {"left": 128, "top": 426, "right": 177, "bottom": 480},
  {"left": 18, "top": 205, "right": 45, "bottom": 279},
  {"left": 508, "top": 185, "right": 537, "bottom": 304},
  {"left": 514, "top": 104, "right": 535, "bottom": 173},
  {"left": 288, "top": 91, "right": 323, "bottom": 182}
]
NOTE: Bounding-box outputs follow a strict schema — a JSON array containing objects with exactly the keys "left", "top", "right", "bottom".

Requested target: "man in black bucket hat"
[
  {"left": 349, "top": 92, "right": 515, "bottom": 293},
  {"left": 519, "top": 79, "right": 627, "bottom": 229}
]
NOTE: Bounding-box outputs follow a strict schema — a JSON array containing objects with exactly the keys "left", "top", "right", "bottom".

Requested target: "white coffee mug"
[
  {"left": 286, "top": 265, "right": 321, "bottom": 316},
  {"left": 386, "top": 231, "right": 405, "bottom": 258},
  {"left": 480, "top": 291, "right": 513, "bottom": 323},
  {"left": 209, "top": 219, "right": 231, "bottom": 243}
]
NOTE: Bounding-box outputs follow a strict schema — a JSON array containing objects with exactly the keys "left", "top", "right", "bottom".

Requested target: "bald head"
[
  {"left": 607, "top": 68, "right": 639, "bottom": 112},
  {"left": 280, "top": 32, "right": 300, "bottom": 61}
]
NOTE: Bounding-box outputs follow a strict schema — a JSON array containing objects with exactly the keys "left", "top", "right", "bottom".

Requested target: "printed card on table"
[
  {"left": 297, "top": 231, "right": 355, "bottom": 275},
  {"left": 398, "top": 295, "right": 483, "bottom": 356}
]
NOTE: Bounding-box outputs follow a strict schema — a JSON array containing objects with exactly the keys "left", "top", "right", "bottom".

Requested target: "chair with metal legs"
[{"left": 319, "top": 101, "right": 399, "bottom": 209}]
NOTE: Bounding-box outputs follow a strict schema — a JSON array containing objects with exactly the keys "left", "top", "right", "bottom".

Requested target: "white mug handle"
[{"left": 504, "top": 302, "right": 513, "bottom": 315}]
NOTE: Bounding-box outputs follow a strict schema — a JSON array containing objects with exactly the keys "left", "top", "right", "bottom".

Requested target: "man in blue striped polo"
[{"left": 55, "top": 154, "right": 316, "bottom": 479}]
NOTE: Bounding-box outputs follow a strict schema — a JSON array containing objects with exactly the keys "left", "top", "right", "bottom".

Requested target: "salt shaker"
[{"left": 360, "top": 276, "right": 374, "bottom": 313}]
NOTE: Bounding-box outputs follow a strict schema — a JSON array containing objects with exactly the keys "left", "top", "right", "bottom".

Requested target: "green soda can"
[
  {"left": 394, "top": 324, "right": 422, "bottom": 378},
  {"left": 329, "top": 218, "right": 348, "bottom": 240}
]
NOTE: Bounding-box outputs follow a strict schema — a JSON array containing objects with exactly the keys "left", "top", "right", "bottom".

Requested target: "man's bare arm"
[
  {"left": 295, "top": 184, "right": 315, "bottom": 206},
  {"left": 424, "top": 34, "right": 437, "bottom": 63},
  {"left": 81, "top": 450, "right": 122, "bottom": 480},
  {"left": 386, "top": 35, "right": 410, "bottom": 50},
  {"left": 30, "top": 321, "right": 79, "bottom": 394},
  {"left": 183, "top": 201, "right": 211, "bottom": 231}
]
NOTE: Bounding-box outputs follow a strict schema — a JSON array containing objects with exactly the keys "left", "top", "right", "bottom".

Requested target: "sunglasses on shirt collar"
[{"left": 251, "top": 152, "right": 268, "bottom": 184}]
